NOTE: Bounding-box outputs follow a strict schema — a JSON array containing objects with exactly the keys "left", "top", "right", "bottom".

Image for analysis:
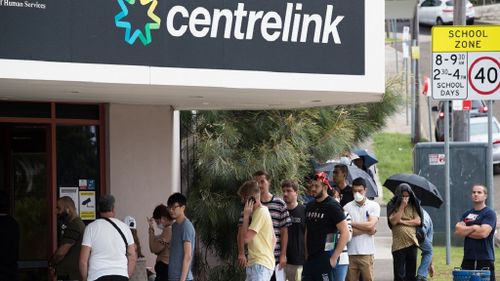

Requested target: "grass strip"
[{"left": 373, "top": 132, "right": 414, "bottom": 203}]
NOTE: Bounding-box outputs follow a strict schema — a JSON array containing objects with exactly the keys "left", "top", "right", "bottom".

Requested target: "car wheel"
[{"left": 436, "top": 17, "right": 444, "bottom": 25}]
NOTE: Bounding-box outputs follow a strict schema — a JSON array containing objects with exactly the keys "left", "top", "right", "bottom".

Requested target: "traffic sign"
[
  {"left": 431, "top": 26, "right": 500, "bottom": 100},
  {"left": 468, "top": 53, "right": 500, "bottom": 98}
]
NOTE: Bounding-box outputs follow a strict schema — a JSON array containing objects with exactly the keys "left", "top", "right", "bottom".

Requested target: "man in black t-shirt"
[
  {"left": 333, "top": 164, "right": 354, "bottom": 207},
  {"left": 302, "top": 174, "right": 349, "bottom": 281},
  {"left": 281, "top": 180, "right": 306, "bottom": 281}
]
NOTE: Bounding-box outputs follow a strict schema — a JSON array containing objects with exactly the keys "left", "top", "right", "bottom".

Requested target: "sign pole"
[
  {"left": 487, "top": 100, "right": 494, "bottom": 209},
  {"left": 444, "top": 100, "right": 451, "bottom": 265}
]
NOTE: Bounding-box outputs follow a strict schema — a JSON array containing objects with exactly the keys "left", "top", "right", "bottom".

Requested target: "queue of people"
[
  {"left": 0, "top": 171, "right": 496, "bottom": 281},
  {"left": 43, "top": 192, "right": 195, "bottom": 281},
  {"left": 236, "top": 169, "right": 374, "bottom": 281},
  {"left": 235, "top": 170, "right": 496, "bottom": 281}
]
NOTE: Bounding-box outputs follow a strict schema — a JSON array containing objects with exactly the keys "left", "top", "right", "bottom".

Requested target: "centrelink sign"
[{"left": 0, "top": 0, "right": 367, "bottom": 75}]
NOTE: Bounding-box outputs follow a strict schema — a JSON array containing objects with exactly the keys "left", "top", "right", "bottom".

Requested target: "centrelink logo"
[
  {"left": 115, "top": 0, "right": 161, "bottom": 46},
  {"left": 114, "top": 0, "right": 346, "bottom": 46}
]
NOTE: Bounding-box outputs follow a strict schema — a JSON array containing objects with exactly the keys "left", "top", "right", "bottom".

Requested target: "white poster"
[
  {"left": 59, "top": 187, "right": 79, "bottom": 214},
  {"left": 79, "top": 191, "right": 96, "bottom": 220}
]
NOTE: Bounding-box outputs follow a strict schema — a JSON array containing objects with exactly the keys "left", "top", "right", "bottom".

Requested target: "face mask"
[
  {"left": 354, "top": 192, "right": 365, "bottom": 203},
  {"left": 57, "top": 211, "right": 69, "bottom": 222},
  {"left": 334, "top": 197, "right": 341, "bottom": 203},
  {"left": 157, "top": 223, "right": 165, "bottom": 230}
]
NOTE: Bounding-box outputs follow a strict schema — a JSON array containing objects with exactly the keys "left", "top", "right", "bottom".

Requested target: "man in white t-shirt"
[
  {"left": 343, "top": 178, "right": 380, "bottom": 281},
  {"left": 79, "top": 195, "right": 137, "bottom": 281}
]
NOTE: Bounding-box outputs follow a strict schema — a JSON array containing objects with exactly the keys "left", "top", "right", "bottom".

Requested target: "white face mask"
[
  {"left": 334, "top": 197, "right": 341, "bottom": 203},
  {"left": 157, "top": 223, "right": 164, "bottom": 230},
  {"left": 354, "top": 192, "right": 365, "bottom": 203}
]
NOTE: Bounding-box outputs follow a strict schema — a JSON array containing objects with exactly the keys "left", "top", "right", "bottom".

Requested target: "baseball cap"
[{"left": 123, "top": 216, "right": 136, "bottom": 229}]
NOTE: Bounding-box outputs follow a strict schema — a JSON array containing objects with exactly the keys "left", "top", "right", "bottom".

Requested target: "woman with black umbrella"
[{"left": 387, "top": 183, "right": 423, "bottom": 281}]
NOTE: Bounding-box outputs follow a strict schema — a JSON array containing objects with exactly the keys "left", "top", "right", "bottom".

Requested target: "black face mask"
[{"left": 57, "top": 211, "right": 69, "bottom": 224}]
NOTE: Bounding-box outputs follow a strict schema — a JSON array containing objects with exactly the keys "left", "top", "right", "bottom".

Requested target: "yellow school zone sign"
[{"left": 432, "top": 25, "right": 500, "bottom": 52}]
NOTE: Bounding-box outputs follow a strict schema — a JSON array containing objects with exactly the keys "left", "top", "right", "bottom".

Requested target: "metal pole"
[
  {"left": 413, "top": 1, "right": 421, "bottom": 143},
  {"left": 444, "top": 100, "right": 451, "bottom": 265},
  {"left": 487, "top": 100, "right": 494, "bottom": 209},
  {"left": 406, "top": 58, "right": 410, "bottom": 125},
  {"left": 411, "top": 40, "right": 417, "bottom": 142},
  {"left": 452, "top": 0, "right": 468, "bottom": 142},
  {"left": 393, "top": 19, "right": 399, "bottom": 73},
  {"left": 428, "top": 96, "right": 432, "bottom": 141}
]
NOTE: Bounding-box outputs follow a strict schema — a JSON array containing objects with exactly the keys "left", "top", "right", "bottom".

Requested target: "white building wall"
[{"left": 106, "top": 103, "right": 180, "bottom": 269}]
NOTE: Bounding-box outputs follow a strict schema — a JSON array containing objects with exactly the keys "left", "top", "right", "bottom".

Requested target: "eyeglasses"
[{"left": 168, "top": 204, "right": 181, "bottom": 210}]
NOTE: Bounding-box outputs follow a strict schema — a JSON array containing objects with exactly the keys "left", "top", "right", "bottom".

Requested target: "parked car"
[
  {"left": 469, "top": 116, "right": 500, "bottom": 168},
  {"left": 432, "top": 100, "right": 488, "bottom": 141},
  {"left": 418, "top": 0, "right": 475, "bottom": 26}
]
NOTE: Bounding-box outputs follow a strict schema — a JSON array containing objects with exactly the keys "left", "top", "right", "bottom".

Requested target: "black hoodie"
[{"left": 387, "top": 183, "right": 423, "bottom": 229}]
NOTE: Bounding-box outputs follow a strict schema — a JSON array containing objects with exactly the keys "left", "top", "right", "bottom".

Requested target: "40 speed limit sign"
[
  {"left": 468, "top": 53, "right": 500, "bottom": 98},
  {"left": 432, "top": 26, "right": 500, "bottom": 100}
]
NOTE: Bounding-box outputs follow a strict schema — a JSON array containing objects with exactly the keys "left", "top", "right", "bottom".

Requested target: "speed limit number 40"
[{"left": 468, "top": 53, "right": 500, "bottom": 99}]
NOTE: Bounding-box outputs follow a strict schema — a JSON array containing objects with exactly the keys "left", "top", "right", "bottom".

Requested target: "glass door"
[{"left": 0, "top": 124, "right": 50, "bottom": 281}]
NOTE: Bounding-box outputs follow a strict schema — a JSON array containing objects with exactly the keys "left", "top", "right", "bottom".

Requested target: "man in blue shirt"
[
  {"left": 167, "top": 193, "right": 195, "bottom": 281},
  {"left": 417, "top": 209, "right": 434, "bottom": 281},
  {"left": 455, "top": 184, "right": 496, "bottom": 281}
]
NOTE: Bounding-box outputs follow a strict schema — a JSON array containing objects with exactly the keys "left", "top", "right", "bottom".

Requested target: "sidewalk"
[{"left": 368, "top": 44, "right": 414, "bottom": 281}]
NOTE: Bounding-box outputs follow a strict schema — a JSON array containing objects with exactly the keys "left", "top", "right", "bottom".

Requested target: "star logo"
[{"left": 115, "top": 0, "right": 161, "bottom": 46}]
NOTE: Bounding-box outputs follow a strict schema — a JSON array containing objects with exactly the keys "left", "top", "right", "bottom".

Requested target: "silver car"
[{"left": 469, "top": 116, "right": 500, "bottom": 166}]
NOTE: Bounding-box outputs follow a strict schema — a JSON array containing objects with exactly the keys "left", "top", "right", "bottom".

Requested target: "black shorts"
[{"left": 302, "top": 252, "right": 333, "bottom": 281}]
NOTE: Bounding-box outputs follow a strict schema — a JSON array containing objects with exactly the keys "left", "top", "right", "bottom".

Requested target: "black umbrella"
[
  {"left": 353, "top": 149, "right": 378, "bottom": 168},
  {"left": 383, "top": 173, "right": 443, "bottom": 208}
]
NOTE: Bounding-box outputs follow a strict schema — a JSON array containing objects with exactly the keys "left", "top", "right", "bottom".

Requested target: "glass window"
[
  {"left": 56, "top": 125, "right": 100, "bottom": 198},
  {"left": 470, "top": 120, "right": 500, "bottom": 136},
  {"left": 56, "top": 104, "right": 100, "bottom": 120},
  {"left": 0, "top": 102, "right": 51, "bottom": 118}
]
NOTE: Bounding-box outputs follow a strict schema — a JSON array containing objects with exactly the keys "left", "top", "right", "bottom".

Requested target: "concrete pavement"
[{"left": 368, "top": 44, "right": 413, "bottom": 281}]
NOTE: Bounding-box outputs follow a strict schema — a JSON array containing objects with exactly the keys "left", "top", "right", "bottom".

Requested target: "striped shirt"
[
  {"left": 239, "top": 195, "right": 292, "bottom": 260},
  {"left": 337, "top": 211, "right": 352, "bottom": 265}
]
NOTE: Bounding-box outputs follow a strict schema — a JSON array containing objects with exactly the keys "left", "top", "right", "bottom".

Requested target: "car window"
[
  {"left": 470, "top": 121, "right": 500, "bottom": 136},
  {"left": 421, "top": 0, "right": 433, "bottom": 7},
  {"left": 446, "top": 1, "right": 453, "bottom": 6}
]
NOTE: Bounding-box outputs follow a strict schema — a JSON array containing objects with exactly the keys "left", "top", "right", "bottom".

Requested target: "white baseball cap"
[{"left": 123, "top": 216, "right": 136, "bottom": 229}]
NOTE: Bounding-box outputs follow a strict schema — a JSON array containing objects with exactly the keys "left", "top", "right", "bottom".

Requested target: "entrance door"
[{"left": 0, "top": 124, "right": 50, "bottom": 281}]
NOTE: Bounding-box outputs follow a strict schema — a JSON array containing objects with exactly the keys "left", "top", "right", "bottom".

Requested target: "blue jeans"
[
  {"left": 417, "top": 238, "right": 433, "bottom": 279},
  {"left": 246, "top": 264, "right": 274, "bottom": 281},
  {"left": 332, "top": 264, "right": 348, "bottom": 281}
]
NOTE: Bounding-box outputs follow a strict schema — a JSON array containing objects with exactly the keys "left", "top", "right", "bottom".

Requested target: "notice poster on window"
[
  {"left": 59, "top": 187, "right": 79, "bottom": 215},
  {"left": 79, "top": 191, "right": 96, "bottom": 220}
]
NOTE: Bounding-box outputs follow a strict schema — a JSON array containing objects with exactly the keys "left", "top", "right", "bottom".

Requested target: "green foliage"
[
  {"left": 372, "top": 132, "right": 414, "bottom": 203},
  {"left": 183, "top": 81, "right": 403, "bottom": 280}
]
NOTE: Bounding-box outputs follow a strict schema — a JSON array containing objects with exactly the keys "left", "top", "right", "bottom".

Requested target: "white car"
[
  {"left": 418, "top": 0, "right": 475, "bottom": 25},
  {"left": 469, "top": 116, "right": 500, "bottom": 165}
]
